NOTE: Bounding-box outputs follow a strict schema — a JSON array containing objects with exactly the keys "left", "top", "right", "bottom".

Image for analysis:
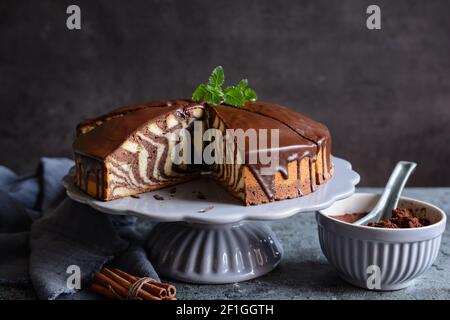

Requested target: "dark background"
[{"left": 1, "top": 0, "right": 449, "bottom": 186}]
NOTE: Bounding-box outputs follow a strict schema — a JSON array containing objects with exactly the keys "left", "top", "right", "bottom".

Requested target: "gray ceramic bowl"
[{"left": 316, "top": 193, "right": 446, "bottom": 290}]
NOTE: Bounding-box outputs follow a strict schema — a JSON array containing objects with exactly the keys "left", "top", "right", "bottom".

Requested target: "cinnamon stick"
[
  {"left": 113, "top": 268, "right": 176, "bottom": 298},
  {"left": 102, "top": 268, "right": 161, "bottom": 300},
  {"left": 90, "top": 267, "right": 176, "bottom": 301},
  {"left": 113, "top": 268, "right": 167, "bottom": 298},
  {"left": 90, "top": 283, "right": 121, "bottom": 300},
  {"left": 94, "top": 272, "right": 129, "bottom": 298}
]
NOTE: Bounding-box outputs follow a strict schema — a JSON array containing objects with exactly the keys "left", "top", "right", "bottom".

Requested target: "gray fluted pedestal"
[{"left": 146, "top": 221, "right": 283, "bottom": 284}]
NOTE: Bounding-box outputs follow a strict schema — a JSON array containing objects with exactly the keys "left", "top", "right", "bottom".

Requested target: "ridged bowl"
[{"left": 316, "top": 193, "right": 446, "bottom": 290}]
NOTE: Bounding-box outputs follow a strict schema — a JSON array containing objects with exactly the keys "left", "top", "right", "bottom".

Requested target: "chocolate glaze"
[
  {"left": 244, "top": 101, "right": 332, "bottom": 176},
  {"left": 244, "top": 101, "right": 329, "bottom": 145},
  {"left": 73, "top": 99, "right": 202, "bottom": 160},
  {"left": 74, "top": 99, "right": 332, "bottom": 201}
]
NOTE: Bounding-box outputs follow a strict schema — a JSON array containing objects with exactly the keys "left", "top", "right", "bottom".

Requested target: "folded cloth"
[{"left": 0, "top": 158, "right": 159, "bottom": 300}]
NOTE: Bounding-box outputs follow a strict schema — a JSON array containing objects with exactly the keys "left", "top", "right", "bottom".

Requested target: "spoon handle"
[
  {"left": 353, "top": 161, "right": 416, "bottom": 225},
  {"left": 376, "top": 161, "right": 417, "bottom": 221}
]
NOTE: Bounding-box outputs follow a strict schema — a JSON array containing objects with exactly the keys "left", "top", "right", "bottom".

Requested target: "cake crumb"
[
  {"left": 153, "top": 194, "right": 164, "bottom": 201},
  {"left": 198, "top": 205, "right": 214, "bottom": 213},
  {"left": 130, "top": 194, "right": 140, "bottom": 199}
]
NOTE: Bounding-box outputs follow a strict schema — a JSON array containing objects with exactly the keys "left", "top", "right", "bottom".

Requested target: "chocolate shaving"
[
  {"left": 197, "top": 192, "right": 207, "bottom": 200},
  {"left": 153, "top": 194, "right": 164, "bottom": 201},
  {"left": 130, "top": 195, "right": 140, "bottom": 199}
]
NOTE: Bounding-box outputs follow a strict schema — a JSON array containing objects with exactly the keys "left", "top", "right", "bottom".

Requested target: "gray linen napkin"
[{"left": 0, "top": 157, "right": 159, "bottom": 300}]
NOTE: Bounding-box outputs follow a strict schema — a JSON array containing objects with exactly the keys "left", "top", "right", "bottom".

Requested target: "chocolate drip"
[
  {"left": 309, "top": 158, "right": 316, "bottom": 192},
  {"left": 96, "top": 169, "right": 104, "bottom": 199},
  {"left": 75, "top": 155, "right": 105, "bottom": 198},
  {"left": 297, "top": 159, "right": 303, "bottom": 196},
  {"left": 83, "top": 168, "right": 88, "bottom": 192},
  {"left": 232, "top": 139, "right": 239, "bottom": 190}
]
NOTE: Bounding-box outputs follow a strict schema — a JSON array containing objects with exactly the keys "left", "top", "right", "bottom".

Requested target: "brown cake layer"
[{"left": 73, "top": 99, "right": 333, "bottom": 205}]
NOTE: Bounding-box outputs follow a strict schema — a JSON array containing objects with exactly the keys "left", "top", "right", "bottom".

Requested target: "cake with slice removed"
[{"left": 73, "top": 99, "right": 333, "bottom": 205}]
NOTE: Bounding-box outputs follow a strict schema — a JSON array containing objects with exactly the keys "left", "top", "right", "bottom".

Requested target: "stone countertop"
[{"left": 1, "top": 188, "right": 449, "bottom": 300}]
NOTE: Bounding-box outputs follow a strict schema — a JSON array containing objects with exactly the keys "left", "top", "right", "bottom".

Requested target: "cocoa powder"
[{"left": 333, "top": 207, "right": 430, "bottom": 228}]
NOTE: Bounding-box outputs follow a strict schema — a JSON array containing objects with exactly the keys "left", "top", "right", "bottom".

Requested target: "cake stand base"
[{"left": 146, "top": 221, "right": 283, "bottom": 284}]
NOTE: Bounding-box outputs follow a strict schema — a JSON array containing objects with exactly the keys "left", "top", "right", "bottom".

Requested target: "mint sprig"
[
  {"left": 192, "top": 66, "right": 257, "bottom": 107},
  {"left": 208, "top": 66, "right": 225, "bottom": 88}
]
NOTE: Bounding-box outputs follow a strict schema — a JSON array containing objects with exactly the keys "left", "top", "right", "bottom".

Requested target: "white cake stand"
[{"left": 63, "top": 156, "right": 359, "bottom": 284}]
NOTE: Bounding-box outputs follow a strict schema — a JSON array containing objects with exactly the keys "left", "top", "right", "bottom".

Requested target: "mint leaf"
[
  {"left": 224, "top": 86, "right": 245, "bottom": 107},
  {"left": 208, "top": 66, "right": 224, "bottom": 88},
  {"left": 243, "top": 87, "right": 257, "bottom": 101},
  {"left": 192, "top": 83, "right": 208, "bottom": 101},
  {"left": 237, "top": 79, "right": 248, "bottom": 91},
  {"left": 192, "top": 66, "right": 257, "bottom": 107},
  {"left": 205, "top": 85, "right": 223, "bottom": 105}
]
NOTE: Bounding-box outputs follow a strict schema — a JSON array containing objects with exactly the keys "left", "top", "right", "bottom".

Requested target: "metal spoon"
[{"left": 353, "top": 161, "right": 417, "bottom": 225}]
